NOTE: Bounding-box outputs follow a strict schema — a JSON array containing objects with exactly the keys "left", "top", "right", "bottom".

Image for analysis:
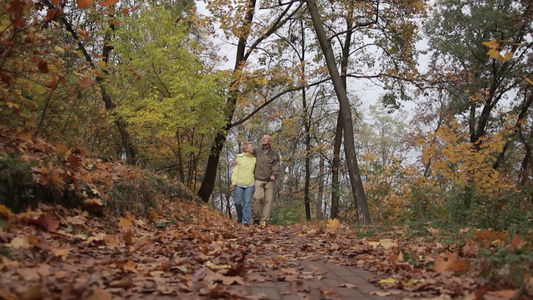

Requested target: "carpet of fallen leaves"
[
  {"left": 1, "top": 129, "right": 532, "bottom": 299},
  {"left": 1, "top": 200, "right": 532, "bottom": 300}
]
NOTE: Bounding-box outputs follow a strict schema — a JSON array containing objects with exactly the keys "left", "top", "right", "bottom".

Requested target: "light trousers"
[{"left": 253, "top": 180, "right": 275, "bottom": 224}]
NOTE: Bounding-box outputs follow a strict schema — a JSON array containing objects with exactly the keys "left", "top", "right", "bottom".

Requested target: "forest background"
[{"left": 1, "top": 0, "right": 532, "bottom": 235}]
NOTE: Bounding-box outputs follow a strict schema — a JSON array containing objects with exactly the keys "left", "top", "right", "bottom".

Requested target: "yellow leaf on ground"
[
  {"left": 378, "top": 278, "right": 397, "bottom": 284},
  {"left": 119, "top": 217, "right": 133, "bottom": 228},
  {"left": 7, "top": 236, "right": 31, "bottom": 249},
  {"left": 205, "top": 261, "right": 231, "bottom": 269},
  {"left": 326, "top": 218, "right": 340, "bottom": 231}
]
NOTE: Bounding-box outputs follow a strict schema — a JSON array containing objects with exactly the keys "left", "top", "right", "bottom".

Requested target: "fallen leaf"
[
  {"left": 326, "top": 219, "right": 341, "bottom": 231},
  {"left": 105, "top": 234, "right": 120, "bottom": 249},
  {"left": 486, "top": 290, "right": 518, "bottom": 299},
  {"left": 17, "top": 268, "right": 41, "bottom": 281},
  {"left": 434, "top": 252, "right": 468, "bottom": 273},
  {"left": 7, "top": 236, "right": 31, "bottom": 249},
  {"left": 119, "top": 217, "right": 133, "bottom": 229}
]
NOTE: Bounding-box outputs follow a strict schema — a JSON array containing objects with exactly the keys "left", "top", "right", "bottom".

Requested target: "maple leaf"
[
  {"left": 434, "top": 252, "right": 468, "bottom": 274},
  {"left": 326, "top": 218, "right": 340, "bottom": 231},
  {"left": 119, "top": 217, "right": 133, "bottom": 229}
]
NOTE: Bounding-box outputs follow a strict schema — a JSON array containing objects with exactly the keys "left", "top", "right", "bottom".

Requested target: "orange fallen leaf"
[
  {"left": 486, "top": 289, "right": 518, "bottom": 299},
  {"left": 38, "top": 211, "right": 60, "bottom": 232},
  {"left": 434, "top": 252, "right": 468, "bottom": 273},
  {"left": 510, "top": 234, "right": 523, "bottom": 247}
]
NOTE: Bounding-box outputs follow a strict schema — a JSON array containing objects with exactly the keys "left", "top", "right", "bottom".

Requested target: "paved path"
[{"left": 246, "top": 259, "right": 397, "bottom": 300}]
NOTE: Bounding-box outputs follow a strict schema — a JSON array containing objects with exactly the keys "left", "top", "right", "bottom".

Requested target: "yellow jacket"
[{"left": 231, "top": 153, "right": 256, "bottom": 186}]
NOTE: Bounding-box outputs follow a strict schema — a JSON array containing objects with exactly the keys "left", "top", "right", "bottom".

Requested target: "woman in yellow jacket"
[{"left": 230, "top": 142, "right": 256, "bottom": 225}]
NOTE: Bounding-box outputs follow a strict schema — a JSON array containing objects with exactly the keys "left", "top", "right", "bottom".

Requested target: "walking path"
[
  {"left": 232, "top": 225, "right": 402, "bottom": 300},
  {"left": 246, "top": 258, "right": 397, "bottom": 300}
]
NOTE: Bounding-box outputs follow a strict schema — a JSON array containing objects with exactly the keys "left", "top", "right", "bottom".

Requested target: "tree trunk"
[
  {"left": 197, "top": 0, "right": 257, "bottom": 202},
  {"left": 331, "top": 113, "right": 342, "bottom": 219},
  {"left": 316, "top": 155, "right": 324, "bottom": 220},
  {"left": 330, "top": 18, "right": 352, "bottom": 219},
  {"left": 305, "top": 0, "right": 371, "bottom": 224}
]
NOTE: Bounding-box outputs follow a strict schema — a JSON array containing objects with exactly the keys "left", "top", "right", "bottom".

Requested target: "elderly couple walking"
[{"left": 230, "top": 135, "right": 280, "bottom": 227}]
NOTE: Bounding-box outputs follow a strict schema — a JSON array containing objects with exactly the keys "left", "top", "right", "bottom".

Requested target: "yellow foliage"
[
  {"left": 326, "top": 219, "right": 341, "bottom": 231},
  {"left": 421, "top": 120, "right": 516, "bottom": 196}
]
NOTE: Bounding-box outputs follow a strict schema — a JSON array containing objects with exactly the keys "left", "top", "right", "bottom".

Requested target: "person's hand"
[
  {"left": 233, "top": 160, "right": 238, "bottom": 166},
  {"left": 230, "top": 184, "right": 236, "bottom": 191},
  {"left": 270, "top": 175, "right": 276, "bottom": 181}
]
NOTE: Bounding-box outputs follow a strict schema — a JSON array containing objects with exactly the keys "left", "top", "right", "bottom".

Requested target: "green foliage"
[
  {"left": 406, "top": 182, "right": 532, "bottom": 236},
  {"left": 478, "top": 247, "right": 533, "bottom": 289},
  {"left": 443, "top": 185, "right": 530, "bottom": 234},
  {"left": 270, "top": 198, "right": 306, "bottom": 225},
  {"left": 108, "top": 5, "right": 227, "bottom": 181}
]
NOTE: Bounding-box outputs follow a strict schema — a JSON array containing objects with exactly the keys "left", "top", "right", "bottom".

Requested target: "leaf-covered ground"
[
  {"left": 1, "top": 129, "right": 531, "bottom": 299},
  {"left": 0, "top": 200, "right": 531, "bottom": 300}
]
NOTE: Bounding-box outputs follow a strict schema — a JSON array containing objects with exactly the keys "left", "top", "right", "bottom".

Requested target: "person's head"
[
  {"left": 261, "top": 135, "right": 272, "bottom": 147},
  {"left": 241, "top": 142, "right": 254, "bottom": 154}
]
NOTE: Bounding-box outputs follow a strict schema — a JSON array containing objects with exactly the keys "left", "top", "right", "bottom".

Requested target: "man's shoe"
[
  {"left": 260, "top": 222, "right": 267, "bottom": 228},
  {"left": 253, "top": 219, "right": 260, "bottom": 225}
]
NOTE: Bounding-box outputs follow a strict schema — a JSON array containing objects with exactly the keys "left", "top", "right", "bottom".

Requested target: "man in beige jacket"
[{"left": 253, "top": 135, "right": 280, "bottom": 227}]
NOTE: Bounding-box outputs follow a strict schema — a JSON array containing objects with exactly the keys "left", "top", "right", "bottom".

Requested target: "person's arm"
[{"left": 270, "top": 151, "right": 281, "bottom": 181}]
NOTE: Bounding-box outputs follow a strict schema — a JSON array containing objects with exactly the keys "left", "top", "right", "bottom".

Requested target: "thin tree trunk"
[
  {"left": 331, "top": 113, "right": 342, "bottom": 219},
  {"left": 306, "top": 0, "right": 371, "bottom": 224},
  {"left": 316, "top": 155, "right": 324, "bottom": 220}
]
